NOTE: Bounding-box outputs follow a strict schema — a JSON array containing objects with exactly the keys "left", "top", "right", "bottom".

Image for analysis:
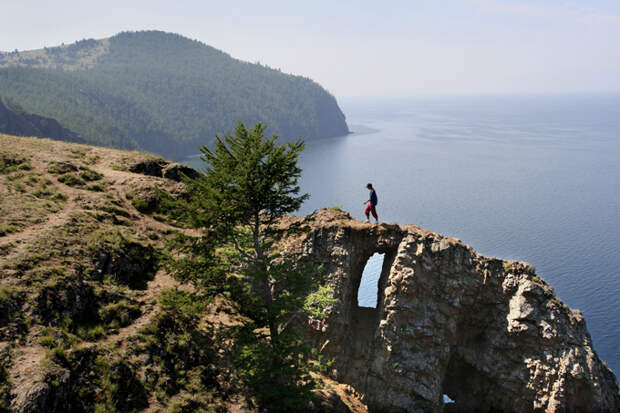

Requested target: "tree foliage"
[{"left": 168, "top": 123, "right": 327, "bottom": 410}]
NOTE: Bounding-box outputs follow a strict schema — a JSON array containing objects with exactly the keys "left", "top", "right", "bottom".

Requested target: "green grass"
[
  {"left": 80, "top": 169, "right": 103, "bottom": 181},
  {"left": 0, "top": 152, "right": 31, "bottom": 174},
  {"left": 87, "top": 183, "right": 105, "bottom": 192},
  {"left": 160, "top": 289, "right": 206, "bottom": 317},
  {"left": 0, "top": 285, "right": 28, "bottom": 340},
  {"left": 99, "top": 300, "right": 141, "bottom": 330},
  {"left": 58, "top": 173, "right": 86, "bottom": 187},
  {"left": 0, "top": 224, "right": 18, "bottom": 236},
  {"left": 77, "top": 325, "right": 106, "bottom": 341}
]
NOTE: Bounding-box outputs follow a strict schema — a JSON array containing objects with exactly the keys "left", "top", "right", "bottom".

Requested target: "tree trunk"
[{"left": 254, "top": 212, "right": 278, "bottom": 340}]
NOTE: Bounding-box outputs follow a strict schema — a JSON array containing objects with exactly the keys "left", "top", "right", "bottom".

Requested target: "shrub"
[
  {"left": 77, "top": 325, "right": 106, "bottom": 341},
  {"left": 0, "top": 224, "right": 18, "bottom": 236},
  {"left": 80, "top": 169, "right": 103, "bottom": 182},
  {"left": 99, "top": 300, "right": 141, "bottom": 329},
  {"left": 58, "top": 173, "right": 86, "bottom": 187},
  {"left": 47, "top": 161, "right": 78, "bottom": 175},
  {"left": 160, "top": 289, "right": 206, "bottom": 317},
  {"left": 86, "top": 184, "right": 104, "bottom": 192},
  {"left": 0, "top": 152, "right": 30, "bottom": 174}
]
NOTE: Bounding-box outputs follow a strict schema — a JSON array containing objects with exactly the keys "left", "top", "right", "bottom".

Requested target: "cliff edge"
[
  {"left": 279, "top": 209, "right": 620, "bottom": 412},
  {"left": 1, "top": 134, "right": 617, "bottom": 412}
]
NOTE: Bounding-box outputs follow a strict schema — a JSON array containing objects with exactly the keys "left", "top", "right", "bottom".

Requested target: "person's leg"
[
  {"left": 365, "top": 204, "right": 371, "bottom": 222},
  {"left": 371, "top": 205, "right": 379, "bottom": 223}
]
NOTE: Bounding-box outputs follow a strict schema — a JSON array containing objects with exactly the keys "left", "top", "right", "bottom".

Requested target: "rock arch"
[{"left": 284, "top": 209, "right": 620, "bottom": 413}]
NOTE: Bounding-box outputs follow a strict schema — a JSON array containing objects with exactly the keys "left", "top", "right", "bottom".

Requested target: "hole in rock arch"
[{"left": 357, "top": 253, "right": 385, "bottom": 308}]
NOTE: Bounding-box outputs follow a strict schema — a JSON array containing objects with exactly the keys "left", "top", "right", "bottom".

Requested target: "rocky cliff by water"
[
  {"left": 1, "top": 135, "right": 617, "bottom": 412},
  {"left": 278, "top": 209, "right": 620, "bottom": 412}
]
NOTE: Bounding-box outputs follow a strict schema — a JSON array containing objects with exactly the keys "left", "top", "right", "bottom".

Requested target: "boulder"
[
  {"left": 162, "top": 163, "right": 199, "bottom": 181},
  {"left": 128, "top": 159, "right": 168, "bottom": 177},
  {"left": 12, "top": 366, "right": 71, "bottom": 413}
]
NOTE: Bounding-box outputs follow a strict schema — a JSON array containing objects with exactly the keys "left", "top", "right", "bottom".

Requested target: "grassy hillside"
[
  {"left": 0, "top": 31, "right": 349, "bottom": 159},
  {"left": 0, "top": 134, "right": 364, "bottom": 412}
]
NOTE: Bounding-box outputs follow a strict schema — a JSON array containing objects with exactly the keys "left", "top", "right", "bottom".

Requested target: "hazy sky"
[{"left": 2, "top": 0, "right": 620, "bottom": 97}]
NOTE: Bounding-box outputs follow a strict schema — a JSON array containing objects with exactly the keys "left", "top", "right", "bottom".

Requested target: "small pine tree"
[{"left": 169, "top": 122, "right": 328, "bottom": 410}]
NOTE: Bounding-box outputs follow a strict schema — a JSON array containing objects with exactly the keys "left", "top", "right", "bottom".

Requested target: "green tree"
[{"left": 170, "top": 122, "right": 328, "bottom": 410}]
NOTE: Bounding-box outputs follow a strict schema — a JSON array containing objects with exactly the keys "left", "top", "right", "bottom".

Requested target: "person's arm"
[{"left": 363, "top": 198, "right": 370, "bottom": 204}]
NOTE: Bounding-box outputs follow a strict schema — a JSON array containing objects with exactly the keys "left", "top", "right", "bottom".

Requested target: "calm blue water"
[
  {"left": 184, "top": 94, "right": 620, "bottom": 376},
  {"left": 358, "top": 253, "right": 385, "bottom": 308},
  {"left": 297, "top": 95, "right": 620, "bottom": 376}
]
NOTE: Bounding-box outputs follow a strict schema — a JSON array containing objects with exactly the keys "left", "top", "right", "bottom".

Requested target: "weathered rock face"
[
  {"left": 12, "top": 365, "right": 72, "bottom": 413},
  {"left": 282, "top": 209, "right": 620, "bottom": 413}
]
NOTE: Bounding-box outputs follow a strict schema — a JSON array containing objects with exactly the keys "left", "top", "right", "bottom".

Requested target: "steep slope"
[
  {"left": 0, "top": 98, "right": 84, "bottom": 144},
  {"left": 0, "top": 134, "right": 363, "bottom": 413},
  {"left": 0, "top": 31, "right": 349, "bottom": 159}
]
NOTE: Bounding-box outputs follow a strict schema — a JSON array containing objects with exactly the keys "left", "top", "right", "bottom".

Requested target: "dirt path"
[
  {"left": 0, "top": 196, "right": 77, "bottom": 262},
  {"left": 1, "top": 141, "right": 203, "bottom": 410},
  {"left": 8, "top": 341, "right": 47, "bottom": 409},
  {"left": 7, "top": 270, "right": 180, "bottom": 409},
  {"left": 99, "top": 270, "right": 180, "bottom": 350}
]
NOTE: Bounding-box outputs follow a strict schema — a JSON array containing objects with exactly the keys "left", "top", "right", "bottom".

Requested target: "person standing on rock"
[{"left": 363, "top": 183, "right": 379, "bottom": 223}]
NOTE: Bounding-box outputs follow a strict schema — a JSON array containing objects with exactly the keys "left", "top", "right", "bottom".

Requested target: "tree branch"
[{"left": 231, "top": 234, "right": 254, "bottom": 262}]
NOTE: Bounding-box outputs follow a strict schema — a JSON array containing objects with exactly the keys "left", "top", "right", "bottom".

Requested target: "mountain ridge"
[
  {"left": 0, "top": 97, "right": 84, "bottom": 144},
  {"left": 0, "top": 31, "right": 349, "bottom": 159}
]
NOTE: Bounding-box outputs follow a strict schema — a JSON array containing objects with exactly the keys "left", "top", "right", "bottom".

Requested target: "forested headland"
[{"left": 0, "top": 31, "right": 349, "bottom": 159}]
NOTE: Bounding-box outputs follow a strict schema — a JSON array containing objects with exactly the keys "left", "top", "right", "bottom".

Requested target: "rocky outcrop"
[
  {"left": 162, "top": 163, "right": 200, "bottom": 181},
  {"left": 128, "top": 159, "right": 168, "bottom": 177},
  {"left": 129, "top": 159, "right": 199, "bottom": 182},
  {"left": 12, "top": 365, "right": 72, "bottom": 413},
  {"left": 92, "top": 238, "right": 157, "bottom": 289},
  {"left": 281, "top": 209, "right": 619, "bottom": 413}
]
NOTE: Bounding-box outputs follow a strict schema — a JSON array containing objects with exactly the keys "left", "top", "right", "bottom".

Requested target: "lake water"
[{"left": 186, "top": 94, "right": 620, "bottom": 376}]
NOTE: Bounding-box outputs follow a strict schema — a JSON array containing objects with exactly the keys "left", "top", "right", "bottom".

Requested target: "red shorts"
[{"left": 365, "top": 204, "right": 378, "bottom": 220}]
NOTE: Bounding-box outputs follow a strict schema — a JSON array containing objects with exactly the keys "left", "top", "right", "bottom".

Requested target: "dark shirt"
[{"left": 369, "top": 189, "right": 378, "bottom": 206}]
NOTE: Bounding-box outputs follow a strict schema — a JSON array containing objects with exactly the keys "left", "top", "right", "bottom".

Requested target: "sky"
[{"left": 2, "top": 0, "right": 620, "bottom": 97}]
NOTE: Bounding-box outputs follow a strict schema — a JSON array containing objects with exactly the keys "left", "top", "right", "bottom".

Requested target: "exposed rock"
[
  {"left": 12, "top": 365, "right": 71, "bottom": 413},
  {"left": 35, "top": 278, "right": 98, "bottom": 325},
  {"left": 92, "top": 239, "right": 157, "bottom": 289},
  {"left": 162, "top": 163, "right": 200, "bottom": 181},
  {"left": 282, "top": 209, "right": 620, "bottom": 413},
  {"left": 129, "top": 159, "right": 198, "bottom": 182},
  {"left": 128, "top": 187, "right": 162, "bottom": 213},
  {"left": 128, "top": 158, "right": 168, "bottom": 177}
]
